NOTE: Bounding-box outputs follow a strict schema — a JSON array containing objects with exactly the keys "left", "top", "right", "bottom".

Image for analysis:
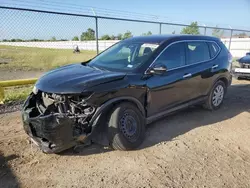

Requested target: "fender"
[
  {"left": 205, "top": 73, "right": 231, "bottom": 95},
  {"left": 213, "top": 74, "right": 231, "bottom": 90},
  {"left": 85, "top": 96, "right": 146, "bottom": 142},
  {"left": 90, "top": 96, "right": 145, "bottom": 126},
  {"left": 214, "top": 75, "right": 231, "bottom": 87}
]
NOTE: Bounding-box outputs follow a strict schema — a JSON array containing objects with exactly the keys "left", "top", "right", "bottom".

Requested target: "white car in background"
[{"left": 234, "top": 52, "right": 250, "bottom": 79}]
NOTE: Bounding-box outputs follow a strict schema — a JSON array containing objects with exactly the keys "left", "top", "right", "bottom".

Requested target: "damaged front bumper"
[
  {"left": 22, "top": 92, "right": 99, "bottom": 154},
  {"left": 22, "top": 110, "right": 77, "bottom": 153}
]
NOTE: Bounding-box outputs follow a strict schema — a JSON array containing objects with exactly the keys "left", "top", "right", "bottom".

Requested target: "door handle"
[
  {"left": 212, "top": 64, "right": 218, "bottom": 69},
  {"left": 183, "top": 73, "right": 192, "bottom": 79}
]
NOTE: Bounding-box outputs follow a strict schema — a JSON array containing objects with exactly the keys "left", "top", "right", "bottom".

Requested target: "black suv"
[{"left": 22, "top": 35, "right": 232, "bottom": 153}]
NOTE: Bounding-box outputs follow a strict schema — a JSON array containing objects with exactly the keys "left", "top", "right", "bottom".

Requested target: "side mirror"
[{"left": 149, "top": 64, "right": 167, "bottom": 74}]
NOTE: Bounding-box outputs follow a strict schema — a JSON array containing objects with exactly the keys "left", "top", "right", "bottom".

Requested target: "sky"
[{"left": 1, "top": 0, "right": 250, "bottom": 40}]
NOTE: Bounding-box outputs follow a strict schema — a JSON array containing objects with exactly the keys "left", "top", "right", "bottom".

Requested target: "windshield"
[{"left": 88, "top": 41, "right": 159, "bottom": 71}]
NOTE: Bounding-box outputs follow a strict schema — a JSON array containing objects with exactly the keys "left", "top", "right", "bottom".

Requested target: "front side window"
[
  {"left": 186, "top": 42, "right": 210, "bottom": 65},
  {"left": 88, "top": 42, "right": 159, "bottom": 71},
  {"left": 154, "top": 42, "right": 186, "bottom": 70}
]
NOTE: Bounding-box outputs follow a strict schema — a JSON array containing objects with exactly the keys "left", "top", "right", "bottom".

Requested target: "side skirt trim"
[{"left": 146, "top": 96, "right": 207, "bottom": 124}]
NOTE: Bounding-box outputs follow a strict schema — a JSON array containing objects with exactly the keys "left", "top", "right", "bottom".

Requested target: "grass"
[
  {"left": 3, "top": 85, "right": 33, "bottom": 103},
  {"left": 232, "top": 57, "right": 240, "bottom": 68},
  {"left": 0, "top": 45, "right": 96, "bottom": 103},
  {"left": 0, "top": 45, "right": 96, "bottom": 71}
]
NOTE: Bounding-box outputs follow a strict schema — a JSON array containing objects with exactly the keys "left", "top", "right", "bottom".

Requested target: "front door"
[{"left": 146, "top": 42, "right": 194, "bottom": 117}]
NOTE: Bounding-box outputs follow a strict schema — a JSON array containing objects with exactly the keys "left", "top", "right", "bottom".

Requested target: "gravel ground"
[{"left": 0, "top": 79, "right": 250, "bottom": 188}]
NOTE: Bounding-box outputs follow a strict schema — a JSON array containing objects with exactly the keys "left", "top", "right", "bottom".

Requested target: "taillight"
[
  {"left": 228, "top": 51, "right": 233, "bottom": 63},
  {"left": 228, "top": 51, "right": 233, "bottom": 72}
]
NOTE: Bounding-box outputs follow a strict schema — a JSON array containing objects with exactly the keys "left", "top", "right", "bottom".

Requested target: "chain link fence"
[{"left": 0, "top": 6, "right": 250, "bottom": 71}]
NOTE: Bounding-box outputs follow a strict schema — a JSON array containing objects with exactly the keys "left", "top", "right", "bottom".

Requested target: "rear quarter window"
[
  {"left": 208, "top": 42, "right": 220, "bottom": 58},
  {"left": 186, "top": 42, "right": 210, "bottom": 65}
]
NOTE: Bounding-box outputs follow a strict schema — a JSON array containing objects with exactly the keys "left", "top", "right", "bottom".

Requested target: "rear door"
[{"left": 183, "top": 41, "right": 217, "bottom": 98}]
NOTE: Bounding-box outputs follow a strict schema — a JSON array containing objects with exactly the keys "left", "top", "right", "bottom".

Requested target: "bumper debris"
[{"left": 22, "top": 91, "right": 96, "bottom": 153}]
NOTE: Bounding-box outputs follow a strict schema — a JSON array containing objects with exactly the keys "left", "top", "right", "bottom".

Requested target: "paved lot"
[{"left": 0, "top": 79, "right": 250, "bottom": 188}]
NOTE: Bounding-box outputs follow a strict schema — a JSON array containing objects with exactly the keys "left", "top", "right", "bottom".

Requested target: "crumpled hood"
[{"left": 35, "top": 63, "right": 126, "bottom": 94}]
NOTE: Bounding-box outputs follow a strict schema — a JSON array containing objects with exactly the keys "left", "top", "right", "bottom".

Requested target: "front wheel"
[
  {"left": 107, "top": 102, "right": 145, "bottom": 150},
  {"left": 203, "top": 80, "right": 226, "bottom": 110}
]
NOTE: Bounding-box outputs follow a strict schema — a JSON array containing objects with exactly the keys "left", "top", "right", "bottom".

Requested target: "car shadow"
[
  {"left": 141, "top": 83, "right": 250, "bottom": 149},
  {"left": 61, "top": 83, "right": 250, "bottom": 156},
  {"left": 0, "top": 151, "right": 20, "bottom": 188}
]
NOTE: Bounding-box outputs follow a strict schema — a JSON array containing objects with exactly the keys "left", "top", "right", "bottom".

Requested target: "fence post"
[
  {"left": 95, "top": 17, "right": 99, "bottom": 54},
  {"left": 228, "top": 29, "right": 233, "bottom": 51},
  {"left": 0, "top": 86, "right": 4, "bottom": 104},
  {"left": 159, "top": 23, "right": 162, "bottom": 34}
]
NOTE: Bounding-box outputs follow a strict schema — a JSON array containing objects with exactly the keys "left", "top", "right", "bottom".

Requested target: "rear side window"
[
  {"left": 154, "top": 42, "right": 185, "bottom": 69},
  {"left": 186, "top": 42, "right": 210, "bottom": 65},
  {"left": 208, "top": 42, "right": 220, "bottom": 58}
]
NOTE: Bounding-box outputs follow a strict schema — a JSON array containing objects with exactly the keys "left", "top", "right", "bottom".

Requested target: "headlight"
[{"left": 32, "top": 85, "right": 38, "bottom": 94}]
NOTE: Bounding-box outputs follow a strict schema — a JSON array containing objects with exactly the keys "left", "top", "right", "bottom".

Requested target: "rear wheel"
[
  {"left": 107, "top": 102, "right": 145, "bottom": 150},
  {"left": 203, "top": 80, "right": 226, "bottom": 110},
  {"left": 235, "top": 76, "right": 241, "bottom": 80}
]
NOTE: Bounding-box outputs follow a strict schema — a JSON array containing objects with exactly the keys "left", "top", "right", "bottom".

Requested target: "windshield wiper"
[{"left": 87, "top": 64, "right": 107, "bottom": 71}]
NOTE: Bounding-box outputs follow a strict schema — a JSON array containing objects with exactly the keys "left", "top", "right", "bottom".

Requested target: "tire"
[
  {"left": 107, "top": 102, "right": 145, "bottom": 150},
  {"left": 203, "top": 80, "right": 226, "bottom": 110}
]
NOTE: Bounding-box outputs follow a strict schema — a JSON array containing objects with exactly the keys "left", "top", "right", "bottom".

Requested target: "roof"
[{"left": 123, "top": 34, "right": 220, "bottom": 44}]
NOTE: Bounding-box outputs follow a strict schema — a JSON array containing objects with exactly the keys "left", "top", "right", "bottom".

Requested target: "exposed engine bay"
[
  {"left": 38, "top": 91, "right": 95, "bottom": 135},
  {"left": 22, "top": 91, "right": 99, "bottom": 153}
]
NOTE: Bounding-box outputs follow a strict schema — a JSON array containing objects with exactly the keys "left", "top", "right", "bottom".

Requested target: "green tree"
[
  {"left": 81, "top": 28, "right": 95, "bottom": 41},
  {"left": 142, "top": 31, "right": 152, "bottom": 36},
  {"left": 10, "top": 39, "right": 23, "bottom": 42},
  {"left": 72, "top": 36, "right": 79, "bottom": 41},
  {"left": 181, "top": 22, "right": 200, "bottom": 35},
  {"left": 122, "top": 31, "right": 133, "bottom": 39},
  {"left": 237, "top": 32, "right": 248, "bottom": 38},
  {"left": 51, "top": 36, "right": 56, "bottom": 41},
  {"left": 212, "top": 26, "right": 224, "bottom": 38},
  {"left": 30, "top": 38, "right": 42, "bottom": 41},
  {"left": 117, "top": 33, "right": 122, "bottom": 40},
  {"left": 110, "top": 35, "right": 115, "bottom": 40},
  {"left": 100, "top": 34, "right": 111, "bottom": 40}
]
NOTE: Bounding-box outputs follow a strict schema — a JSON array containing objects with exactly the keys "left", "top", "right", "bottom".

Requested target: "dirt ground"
[
  {"left": 0, "top": 78, "right": 250, "bottom": 188},
  {"left": 0, "top": 70, "right": 44, "bottom": 81}
]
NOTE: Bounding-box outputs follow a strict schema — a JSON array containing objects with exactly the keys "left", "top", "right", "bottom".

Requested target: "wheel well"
[
  {"left": 110, "top": 99, "right": 146, "bottom": 117},
  {"left": 91, "top": 99, "right": 146, "bottom": 134},
  {"left": 218, "top": 77, "right": 229, "bottom": 87}
]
